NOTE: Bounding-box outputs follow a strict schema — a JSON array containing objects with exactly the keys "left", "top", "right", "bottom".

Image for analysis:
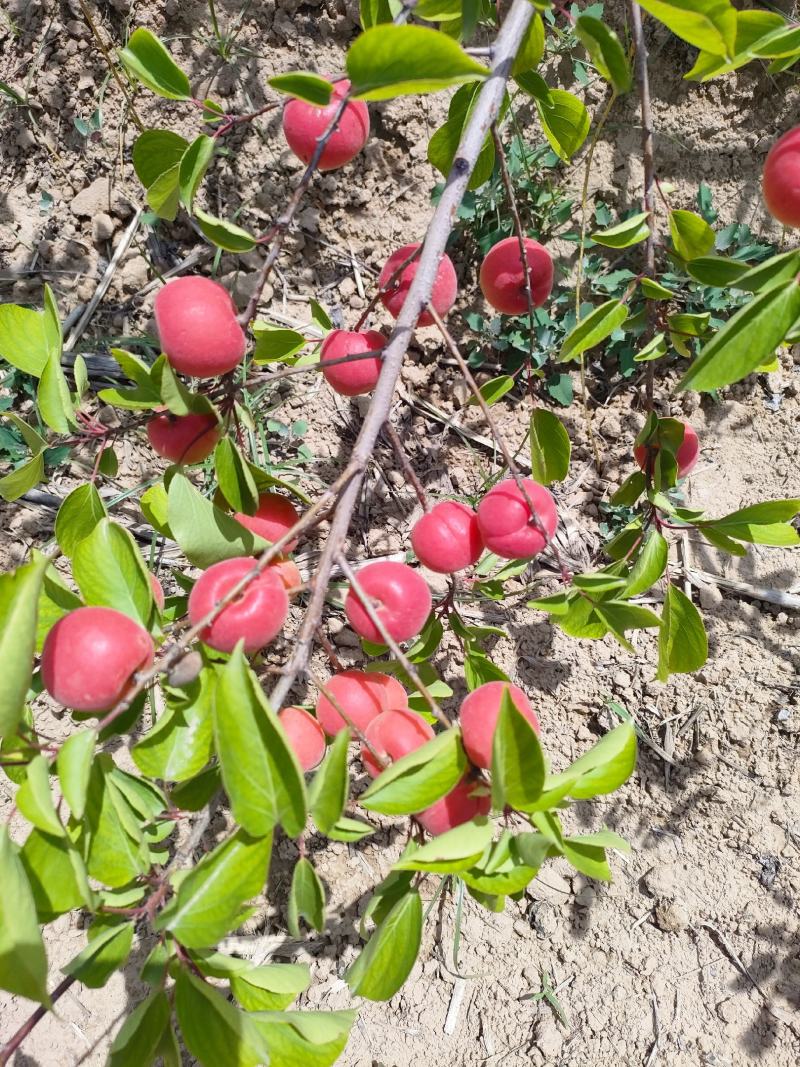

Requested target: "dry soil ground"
[{"left": 1, "top": 1, "right": 799, "bottom": 1065}]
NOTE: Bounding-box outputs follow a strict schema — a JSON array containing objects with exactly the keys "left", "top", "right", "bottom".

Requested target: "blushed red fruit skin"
[
  {"left": 459, "top": 681, "right": 540, "bottom": 769},
  {"left": 763, "top": 126, "right": 800, "bottom": 227},
  {"left": 320, "top": 329, "right": 385, "bottom": 396},
  {"left": 378, "top": 243, "right": 458, "bottom": 327},
  {"left": 149, "top": 572, "right": 165, "bottom": 611},
  {"left": 361, "top": 707, "right": 435, "bottom": 777},
  {"left": 411, "top": 501, "right": 483, "bottom": 573},
  {"left": 154, "top": 276, "right": 246, "bottom": 378},
  {"left": 634, "top": 420, "right": 699, "bottom": 479},
  {"left": 479, "top": 237, "right": 554, "bottom": 314},
  {"left": 234, "top": 493, "right": 301, "bottom": 552},
  {"left": 146, "top": 411, "right": 220, "bottom": 464},
  {"left": 367, "top": 671, "right": 408, "bottom": 710},
  {"left": 315, "top": 669, "right": 390, "bottom": 736},
  {"left": 477, "top": 478, "right": 557, "bottom": 560},
  {"left": 188, "top": 557, "right": 289, "bottom": 654},
  {"left": 278, "top": 706, "right": 327, "bottom": 771},
  {"left": 417, "top": 776, "right": 491, "bottom": 836},
  {"left": 344, "top": 560, "right": 432, "bottom": 644},
  {"left": 282, "top": 79, "right": 369, "bottom": 171},
  {"left": 270, "top": 556, "right": 303, "bottom": 595},
  {"left": 41, "top": 606, "right": 154, "bottom": 713}
]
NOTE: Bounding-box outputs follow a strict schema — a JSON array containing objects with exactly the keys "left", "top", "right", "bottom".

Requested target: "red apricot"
[
  {"left": 149, "top": 572, "right": 165, "bottom": 611},
  {"left": 417, "top": 776, "right": 491, "bottom": 836},
  {"left": 154, "top": 275, "right": 246, "bottom": 378},
  {"left": 188, "top": 557, "right": 289, "bottom": 653},
  {"left": 234, "top": 493, "right": 301, "bottom": 551},
  {"left": 479, "top": 237, "right": 553, "bottom": 314},
  {"left": 634, "top": 419, "right": 699, "bottom": 479},
  {"left": 361, "top": 707, "right": 434, "bottom": 777},
  {"left": 378, "top": 242, "right": 458, "bottom": 327},
  {"left": 278, "top": 706, "right": 326, "bottom": 772},
  {"left": 282, "top": 79, "right": 369, "bottom": 171},
  {"left": 320, "top": 329, "right": 385, "bottom": 396},
  {"left": 41, "top": 606, "right": 154, "bottom": 713},
  {"left": 367, "top": 671, "right": 409, "bottom": 710},
  {"left": 763, "top": 126, "right": 800, "bottom": 227},
  {"left": 411, "top": 501, "right": 483, "bottom": 573},
  {"left": 459, "top": 681, "right": 540, "bottom": 769},
  {"left": 476, "top": 478, "right": 557, "bottom": 560},
  {"left": 146, "top": 410, "right": 220, "bottom": 465},
  {"left": 315, "top": 669, "right": 389, "bottom": 736},
  {"left": 344, "top": 561, "right": 432, "bottom": 644},
  {"left": 270, "top": 556, "right": 303, "bottom": 595}
]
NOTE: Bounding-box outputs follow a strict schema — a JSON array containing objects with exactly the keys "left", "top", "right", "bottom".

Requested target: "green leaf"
[
  {"left": 57, "top": 729, "right": 96, "bottom": 820},
  {"left": 0, "top": 304, "right": 51, "bottom": 376},
  {"left": 250, "top": 1011, "right": 356, "bottom": 1067},
  {"left": 634, "top": 332, "right": 668, "bottom": 362},
  {"left": 133, "top": 675, "right": 215, "bottom": 782},
  {"left": 514, "top": 69, "right": 553, "bottom": 105},
  {"left": 268, "top": 73, "right": 333, "bottom": 106},
  {"left": 38, "top": 351, "right": 75, "bottom": 433},
  {"left": 669, "top": 209, "right": 716, "bottom": 260},
  {"left": 428, "top": 84, "right": 497, "bottom": 191},
  {"left": 346, "top": 890, "right": 422, "bottom": 1000},
  {"left": 560, "top": 300, "right": 628, "bottom": 362},
  {"left": 214, "top": 646, "right": 307, "bottom": 837},
  {"left": 42, "top": 283, "right": 62, "bottom": 363},
  {"left": 109, "top": 990, "right": 171, "bottom": 1067},
  {"left": 677, "top": 278, "right": 800, "bottom": 392},
  {"left": 327, "top": 816, "right": 375, "bottom": 842},
  {"left": 167, "top": 473, "right": 269, "bottom": 568},
  {"left": 591, "top": 211, "right": 649, "bottom": 248},
  {"left": 416, "top": 0, "right": 463, "bottom": 21},
  {"left": 55, "top": 483, "right": 107, "bottom": 556},
  {"left": 158, "top": 829, "right": 272, "bottom": 948},
  {"left": 529, "top": 408, "right": 571, "bottom": 485},
  {"left": 393, "top": 817, "right": 493, "bottom": 873},
  {"left": 707, "top": 499, "right": 800, "bottom": 526},
  {"left": 571, "top": 573, "right": 628, "bottom": 595},
  {"left": 635, "top": 0, "right": 737, "bottom": 58},
  {"left": 85, "top": 757, "right": 151, "bottom": 887},
  {"left": 593, "top": 601, "right": 661, "bottom": 651},
  {"left": 683, "top": 10, "right": 786, "bottom": 79},
  {"left": 624, "top": 530, "right": 668, "bottom": 597},
  {"left": 562, "top": 838, "right": 613, "bottom": 880},
  {"left": 252, "top": 323, "right": 307, "bottom": 363},
  {"left": 575, "top": 15, "right": 632, "bottom": 93},
  {"left": 119, "top": 28, "right": 191, "bottom": 99},
  {"left": 20, "top": 829, "right": 90, "bottom": 921},
  {"left": 513, "top": 13, "right": 545, "bottom": 74},
  {"left": 215, "top": 438, "right": 259, "bottom": 513},
  {"left": 560, "top": 722, "right": 637, "bottom": 800},
  {"left": 309, "top": 728, "right": 349, "bottom": 834},
  {"left": 0, "top": 826, "right": 49, "bottom": 1004},
  {"left": 174, "top": 970, "right": 266, "bottom": 1067},
  {"left": 360, "top": 0, "right": 397, "bottom": 29},
  {"left": 686, "top": 255, "right": 749, "bottom": 287},
  {"left": 0, "top": 552, "right": 48, "bottom": 739},
  {"left": 287, "top": 857, "right": 326, "bottom": 936},
  {"left": 0, "top": 453, "right": 45, "bottom": 502},
  {"left": 346, "top": 24, "right": 489, "bottom": 99},
  {"left": 62, "top": 919, "right": 134, "bottom": 988},
  {"left": 229, "top": 963, "right": 310, "bottom": 1011},
  {"left": 170, "top": 765, "right": 220, "bottom": 811},
  {"left": 733, "top": 250, "right": 800, "bottom": 293},
  {"left": 468, "top": 374, "right": 514, "bottom": 406},
  {"left": 492, "top": 688, "right": 545, "bottom": 811},
  {"left": 147, "top": 164, "right": 182, "bottom": 220},
  {"left": 657, "top": 584, "right": 708, "bottom": 681},
  {"left": 360, "top": 728, "right": 467, "bottom": 815},
  {"left": 179, "top": 135, "right": 215, "bottom": 210},
  {"left": 156, "top": 359, "right": 215, "bottom": 417},
  {"left": 72, "top": 518, "right": 153, "bottom": 624},
  {"left": 640, "top": 278, "right": 674, "bottom": 300},
  {"left": 535, "top": 88, "right": 590, "bottom": 161},
  {"left": 16, "top": 754, "right": 63, "bottom": 837},
  {"left": 195, "top": 207, "right": 257, "bottom": 253},
  {"left": 132, "top": 129, "right": 189, "bottom": 188}
]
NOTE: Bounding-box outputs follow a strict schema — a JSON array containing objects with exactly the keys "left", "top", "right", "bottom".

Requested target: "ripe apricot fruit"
[
  {"left": 234, "top": 492, "right": 301, "bottom": 551},
  {"left": 477, "top": 478, "right": 557, "bottom": 560},
  {"left": 479, "top": 236, "right": 553, "bottom": 314},
  {"left": 459, "top": 681, "right": 540, "bottom": 769},
  {"left": 146, "top": 410, "right": 220, "bottom": 465},
  {"left": 411, "top": 501, "right": 483, "bottom": 573},
  {"left": 315, "top": 668, "right": 390, "bottom": 736},
  {"left": 763, "top": 126, "right": 800, "bottom": 227},
  {"left": 188, "top": 557, "right": 288, "bottom": 653},
  {"left": 278, "top": 706, "right": 327, "bottom": 771},
  {"left": 41, "top": 606, "right": 154, "bottom": 713},
  {"left": 154, "top": 275, "right": 246, "bottom": 378},
  {"left": 361, "top": 707, "right": 434, "bottom": 777},
  {"left": 344, "top": 560, "right": 432, "bottom": 644},
  {"left": 634, "top": 419, "right": 699, "bottom": 479},
  {"left": 417, "top": 775, "right": 491, "bottom": 836},
  {"left": 367, "top": 671, "right": 409, "bottom": 710},
  {"left": 320, "top": 329, "right": 385, "bottom": 396},
  {"left": 378, "top": 242, "right": 457, "bottom": 326},
  {"left": 282, "top": 79, "right": 369, "bottom": 171},
  {"left": 149, "top": 572, "right": 165, "bottom": 611}
]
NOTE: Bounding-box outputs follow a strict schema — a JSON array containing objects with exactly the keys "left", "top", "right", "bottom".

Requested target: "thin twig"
[
  {"left": 383, "top": 421, "right": 429, "bottom": 512},
  {"left": 78, "top": 0, "right": 145, "bottom": 132},
  {"left": 0, "top": 976, "right": 77, "bottom": 1066}
]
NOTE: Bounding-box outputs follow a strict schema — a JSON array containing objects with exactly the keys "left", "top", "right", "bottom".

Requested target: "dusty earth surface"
[{"left": 1, "top": 1, "right": 800, "bottom": 1065}]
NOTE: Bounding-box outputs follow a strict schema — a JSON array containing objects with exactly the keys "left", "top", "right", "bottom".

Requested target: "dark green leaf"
[
  {"left": 0, "top": 552, "right": 49, "bottom": 739},
  {"left": 133, "top": 675, "right": 214, "bottom": 782},
  {"left": 179, "top": 135, "right": 215, "bottom": 210},
  {"left": 346, "top": 890, "right": 422, "bottom": 1000},
  {"left": 657, "top": 584, "right": 708, "bottom": 681},
  {"left": 62, "top": 919, "right": 134, "bottom": 988},
  {"left": 686, "top": 255, "right": 749, "bottom": 286},
  {"left": 624, "top": 530, "right": 668, "bottom": 597},
  {"left": 575, "top": 15, "right": 632, "bottom": 93},
  {"left": 109, "top": 990, "right": 171, "bottom": 1067},
  {"left": 529, "top": 408, "right": 571, "bottom": 485},
  {"left": 287, "top": 857, "right": 326, "bottom": 936},
  {"left": 174, "top": 970, "right": 266, "bottom": 1067},
  {"left": 0, "top": 826, "right": 49, "bottom": 1004},
  {"left": 215, "top": 438, "right": 259, "bottom": 514}
]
